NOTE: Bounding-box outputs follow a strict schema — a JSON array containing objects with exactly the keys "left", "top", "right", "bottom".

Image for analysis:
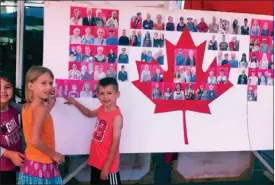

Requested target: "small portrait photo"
[
  {"left": 166, "top": 15, "right": 176, "bottom": 31},
  {"left": 216, "top": 67, "right": 229, "bottom": 84},
  {"left": 206, "top": 67, "right": 217, "bottom": 84},
  {"left": 140, "top": 48, "right": 153, "bottom": 63},
  {"left": 184, "top": 83, "right": 196, "bottom": 100},
  {"left": 228, "top": 52, "right": 239, "bottom": 68},
  {"left": 217, "top": 51, "right": 224, "bottom": 66},
  {"left": 129, "top": 29, "right": 142, "bottom": 47},
  {"left": 186, "top": 17, "right": 198, "bottom": 32},
  {"left": 174, "top": 66, "right": 196, "bottom": 83},
  {"left": 93, "top": 27, "right": 107, "bottom": 45},
  {"left": 248, "top": 68, "right": 259, "bottom": 86},
  {"left": 172, "top": 83, "right": 185, "bottom": 100},
  {"left": 219, "top": 18, "right": 230, "bottom": 34},
  {"left": 249, "top": 36, "right": 260, "bottom": 52},
  {"left": 93, "top": 63, "right": 107, "bottom": 80},
  {"left": 237, "top": 68, "right": 248, "bottom": 85},
  {"left": 55, "top": 79, "right": 65, "bottom": 98},
  {"left": 240, "top": 18, "right": 250, "bottom": 35},
  {"left": 219, "top": 34, "right": 229, "bottom": 51},
  {"left": 130, "top": 12, "right": 142, "bottom": 29},
  {"left": 270, "top": 21, "right": 274, "bottom": 37},
  {"left": 258, "top": 53, "right": 269, "bottom": 69},
  {"left": 249, "top": 52, "right": 259, "bottom": 69},
  {"left": 228, "top": 35, "right": 240, "bottom": 51},
  {"left": 151, "top": 82, "right": 163, "bottom": 99},
  {"left": 260, "top": 20, "right": 272, "bottom": 37},
  {"left": 259, "top": 37, "right": 269, "bottom": 53},
  {"left": 142, "top": 13, "right": 154, "bottom": 30},
  {"left": 152, "top": 31, "right": 165, "bottom": 48},
  {"left": 231, "top": 18, "right": 240, "bottom": 34},
  {"left": 118, "top": 29, "right": 130, "bottom": 46},
  {"left": 105, "top": 63, "right": 117, "bottom": 79},
  {"left": 117, "top": 64, "right": 128, "bottom": 82},
  {"left": 62, "top": 81, "right": 70, "bottom": 98},
  {"left": 247, "top": 85, "right": 257, "bottom": 101},
  {"left": 79, "top": 80, "right": 94, "bottom": 98},
  {"left": 92, "top": 46, "right": 107, "bottom": 63},
  {"left": 153, "top": 48, "right": 165, "bottom": 65},
  {"left": 67, "top": 80, "right": 81, "bottom": 98},
  {"left": 70, "top": 7, "right": 85, "bottom": 25},
  {"left": 258, "top": 69, "right": 274, "bottom": 85},
  {"left": 163, "top": 83, "right": 174, "bottom": 100},
  {"left": 118, "top": 47, "right": 129, "bottom": 64},
  {"left": 268, "top": 54, "right": 273, "bottom": 69},
  {"left": 68, "top": 62, "right": 81, "bottom": 80},
  {"left": 208, "top": 34, "right": 218, "bottom": 51},
  {"left": 154, "top": 14, "right": 165, "bottom": 30},
  {"left": 92, "top": 8, "right": 119, "bottom": 28},
  {"left": 81, "top": 62, "right": 94, "bottom": 80},
  {"left": 91, "top": 81, "right": 98, "bottom": 98},
  {"left": 239, "top": 53, "right": 248, "bottom": 68},
  {"left": 250, "top": 19, "right": 261, "bottom": 36},
  {"left": 105, "top": 46, "right": 118, "bottom": 63},
  {"left": 197, "top": 17, "right": 209, "bottom": 33},
  {"left": 69, "top": 44, "right": 83, "bottom": 62},
  {"left": 105, "top": 28, "right": 119, "bottom": 46},
  {"left": 268, "top": 38, "right": 273, "bottom": 53},
  {"left": 79, "top": 62, "right": 89, "bottom": 80},
  {"left": 81, "top": 26, "right": 95, "bottom": 45},
  {"left": 184, "top": 49, "right": 196, "bottom": 66},
  {"left": 140, "top": 64, "right": 152, "bottom": 82},
  {"left": 81, "top": 46, "right": 94, "bottom": 62},
  {"left": 82, "top": 7, "right": 94, "bottom": 26},
  {"left": 176, "top": 16, "right": 186, "bottom": 32},
  {"left": 69, "top": 26, "right": 84, "bottom": 44},
  {"left": 175, "top": 49, "right": 196, "bottom": 66},
  {"left": 220, "top": 52, "right": 229, "bottom": 66},
  {"left": 151, "top": 65, "right": 164, "bottom": 82},
  {"left": 194, "top": 83, "right": 206, "bottom": 100},
  {"left": 204, "top": 84, "right": 217, "bottom": 100},
  {"left": 209, "top": 16, "right": 220, "bottom": 33},
  {"left": 142, "top": 30, "right": 153, "bottom": 47}
]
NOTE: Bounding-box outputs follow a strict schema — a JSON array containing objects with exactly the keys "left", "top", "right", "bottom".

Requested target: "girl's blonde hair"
[{"left": 25, "top": 66, "right": 54, "bottom": 103}]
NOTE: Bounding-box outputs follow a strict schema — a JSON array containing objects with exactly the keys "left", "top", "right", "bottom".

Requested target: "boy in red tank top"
[{"left": 65, "top": 77, "right": 123, "bottom": 185}]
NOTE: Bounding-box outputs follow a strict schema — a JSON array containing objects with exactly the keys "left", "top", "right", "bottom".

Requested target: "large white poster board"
[{"left": 43, "top": 1, "right": 274, "bottom": 154}]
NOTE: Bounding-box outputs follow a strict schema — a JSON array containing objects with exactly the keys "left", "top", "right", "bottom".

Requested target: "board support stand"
[
  {"left": 63, "top": 160, "right": 88, "bottom": 185},
  {"left": 252, "top": 151, "right": 274, "bottom": 182}
]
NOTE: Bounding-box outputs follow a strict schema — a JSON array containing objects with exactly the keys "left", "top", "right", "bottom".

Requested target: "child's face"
[
  {"left": 29, "top": 72, "right": 54, "bottom": 100},
  {"left": 65, "top": 85, "right": 68, "bottom": 91},
  {"left": 0, "top": 78, "right": 13, "bottom": 105},
  {"left": 97, "top": 85, "right": 119, "bottom": 108},
  {"left": 85, "top": 83, "right": 90, "bottom": 91}
]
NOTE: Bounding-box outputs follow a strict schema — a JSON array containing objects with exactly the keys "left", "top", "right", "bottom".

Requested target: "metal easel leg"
[
  {"left": 63, "top": 160, "right": 88, "bottom": 185},
  {"left": 252, "top": 151, "right": 274, "bottom": 182}
]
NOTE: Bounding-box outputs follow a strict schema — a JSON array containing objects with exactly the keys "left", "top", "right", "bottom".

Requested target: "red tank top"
[
  {"left": 0, "top": 106, "right": 22, "bottom": 171},
  {"left": 88, "top": 106, "right": 121, "bottom": 173}
]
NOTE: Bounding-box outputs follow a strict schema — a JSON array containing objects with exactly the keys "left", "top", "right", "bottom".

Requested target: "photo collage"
[
  {"left": 55, "top": 6, "right": 273, "bottom": 100},
  {"left": 246, "top": 19, "right": 273, "bottom": 101},
  {"left": 139, "top": 46, "right": 230, "bottom": 101}
]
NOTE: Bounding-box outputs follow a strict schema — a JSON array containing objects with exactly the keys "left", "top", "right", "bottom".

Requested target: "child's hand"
[
  {"left": 4, "top": 150, "right": 25, "bottom": 167},
  {"left": 100, "top": 167, "right": 109, "bottom": 180},
  {"left": 64, "top": 97, "right": 76, "bottom": 105},
  {"left": 52, "top": 152, "right": 65, "bottom": 165}
]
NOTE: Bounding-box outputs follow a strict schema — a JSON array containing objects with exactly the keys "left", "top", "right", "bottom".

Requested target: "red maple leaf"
[{"left": 132, "top": 28, "right": 233, "bottom": 145}]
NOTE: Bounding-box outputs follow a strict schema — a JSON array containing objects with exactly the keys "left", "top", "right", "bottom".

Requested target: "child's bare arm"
[
  {"left": 103, "top": 115, "right": 123, "bottom": 171},
  {"left": 64, "top": 97, "right": 97, "bottom": 118},
  {"left": 31, "top": 105, "right": 57, "bottom": 159}
]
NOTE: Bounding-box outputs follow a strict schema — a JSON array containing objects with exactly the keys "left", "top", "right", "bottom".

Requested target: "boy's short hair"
[{"left": 97, "top": 77, "right": 119, "bottom": 92}]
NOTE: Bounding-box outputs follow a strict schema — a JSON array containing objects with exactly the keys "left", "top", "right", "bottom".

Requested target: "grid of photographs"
[
  {"left": 138, "top": 49, "right": 230, "bottom": 101},
  {"left": 246, "top": 19, "right": 274, "bottom": 101},
  {"left": 55, "top": 6, "right": 274, "bottom": 100}
]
